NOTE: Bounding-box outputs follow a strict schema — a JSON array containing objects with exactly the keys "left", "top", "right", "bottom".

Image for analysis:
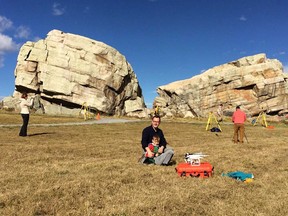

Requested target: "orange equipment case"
[{"left": 175, "top": 162, "right": 214, "bottom": 178}]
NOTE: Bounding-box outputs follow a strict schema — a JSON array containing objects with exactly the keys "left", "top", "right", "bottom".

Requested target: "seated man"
[{"left": 140, "top": 115, "right": 174, "bottom": 165}]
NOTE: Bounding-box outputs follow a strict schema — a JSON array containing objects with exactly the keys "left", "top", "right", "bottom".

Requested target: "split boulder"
[{"left": 11, "top": 29, "right": 146, "bottom": 116}]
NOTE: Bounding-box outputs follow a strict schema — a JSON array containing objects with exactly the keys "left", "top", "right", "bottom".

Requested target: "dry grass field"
[{"left": 0, "top": 112, "right": 287, "bottom": 216}]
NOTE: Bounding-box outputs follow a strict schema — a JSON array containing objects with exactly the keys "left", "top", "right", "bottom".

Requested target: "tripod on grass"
[
  {"left": 252, "top": 111, "right": 268, "bottom": 128},
  {"left": 206, "top": 112, "right": 222, "bottom": 132}
]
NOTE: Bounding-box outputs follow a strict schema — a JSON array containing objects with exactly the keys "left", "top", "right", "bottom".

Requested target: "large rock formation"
[
  {"left": 154, "top": 54, "right": 288, "bottom": 118},
  {"left": 11, "top": 29, "right": 147, "bottom": 116}
]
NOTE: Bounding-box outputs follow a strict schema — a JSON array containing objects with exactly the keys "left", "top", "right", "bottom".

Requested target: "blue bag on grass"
[{"left": 222, "top": 171, "right": 254, "bottom": 181}]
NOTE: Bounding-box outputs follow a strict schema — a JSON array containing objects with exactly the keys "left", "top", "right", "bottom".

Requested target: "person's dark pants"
[{"left": 19, "top": 114, "right": 29, "bottom": 136}]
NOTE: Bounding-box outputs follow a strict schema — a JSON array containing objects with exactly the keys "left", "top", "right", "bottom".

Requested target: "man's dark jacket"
[{"left": 141, "top": 125, "right": 167, "bottom": 150}]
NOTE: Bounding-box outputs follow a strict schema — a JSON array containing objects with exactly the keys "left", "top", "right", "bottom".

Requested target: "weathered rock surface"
[
  {"left": 154, "top": 54, "right": 288, "bottom": 118},
  {"left": 10, "top": 29, "right": 147, "bottom": 116}
]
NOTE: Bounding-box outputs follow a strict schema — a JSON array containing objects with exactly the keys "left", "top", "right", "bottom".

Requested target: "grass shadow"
[{"left": 28, "top": 132, "right": 56, "bottom": 137}]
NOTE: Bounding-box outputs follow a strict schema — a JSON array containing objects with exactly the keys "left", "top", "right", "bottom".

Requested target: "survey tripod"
[
  {"left": 206, "top": 112, "right": 222, "bottom": 132},
  {"left": 79, "top": 102, "right": 92, "bottom": 120},
  {"left": 252, "top": 111, "right": 268, "bottom": 127}
]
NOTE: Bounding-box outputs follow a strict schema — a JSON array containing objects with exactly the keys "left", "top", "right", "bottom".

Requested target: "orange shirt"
[{"left": 232, "top": 109, "right": 246, "bottom": 124}]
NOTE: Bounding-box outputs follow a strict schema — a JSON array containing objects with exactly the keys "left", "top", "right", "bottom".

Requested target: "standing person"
[
  {"left": 141, "top": 115, "right": 174, "bottom": 165},
  {"left": 19, "top": 93, "right": 34, "bottom": 137},
  {"left": 217, "top": 104, "right": 223, "bottom": 122},
  {"left": 232, "top": 106, "right": 247, "bottom": 143},
  {"left": 154, "top": 105, "right": 160, "bottom": 116}
]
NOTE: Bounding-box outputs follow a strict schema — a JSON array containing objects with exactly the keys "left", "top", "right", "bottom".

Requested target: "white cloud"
[
  {"left": 14, "top": 25, "right": 31, "bottom": 39},
  {"left": 0, "top": 16, "right": 13, "bottom": 32},
  {"left": 279, "top": 51, "right": 286, "bottom": 55},
  {"left": 0, "top": 55, "right": 4, "bottom": 67},
  {"left": 33, "top": 36, "right": 42, "bottom": 42},
  {"left": 52, "top": 3, "right": 66, "bottom": 16},
  {"left": 0, "top": 33, "right": 20, "bottom": 68},
  {"left": 0, "top": 16, "right": 19, "bottom": 68},
  {"left": 239, "top": 15, "right": 247, "bottom": 21},
  {"left": 0, "top": 16, "right": 33, "bottom": 68},
  {"left": 0, "top": 33, "right": 19, "bottom": 52}
]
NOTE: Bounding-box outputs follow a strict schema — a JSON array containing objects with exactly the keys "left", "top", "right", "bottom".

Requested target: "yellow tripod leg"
[
  {"left": 206, "top": 113, "right": 212, "bottom": 131},
  {"left": 262, "top": 113, "right": 268, "bottom": 127},
  {"left": 213, "top": 113, "right": 222, "bottom": 131}
]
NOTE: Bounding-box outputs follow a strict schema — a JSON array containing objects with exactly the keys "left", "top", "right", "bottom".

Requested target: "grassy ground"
[
  {"left": 0, "top": 111, "right": 84, "bottom": 125},
  {"left": 0, "top": 112, "right": 287, "bottom": 216}
]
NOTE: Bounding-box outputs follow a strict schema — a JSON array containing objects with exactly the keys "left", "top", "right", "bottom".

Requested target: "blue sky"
[{"left": 0, "top": 0, "right": 287, "bottom": 107}]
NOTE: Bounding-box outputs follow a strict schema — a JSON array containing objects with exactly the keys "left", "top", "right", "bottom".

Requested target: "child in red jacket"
[{"left": 145, "top": 134, "right": 161, "bottom": 164}]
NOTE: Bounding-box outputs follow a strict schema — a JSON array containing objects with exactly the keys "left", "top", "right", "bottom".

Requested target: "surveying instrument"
[
  {"left": 206, "top": 112, "right": 222, "bottom": 132},
  {"left": 252, "top": 111, "right": 268, "bottom": 127},
  {"left": 79, "top": 102, "right": 93, "bottom": 120}
]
